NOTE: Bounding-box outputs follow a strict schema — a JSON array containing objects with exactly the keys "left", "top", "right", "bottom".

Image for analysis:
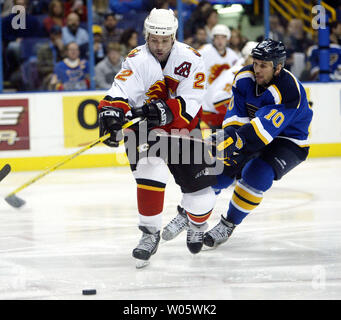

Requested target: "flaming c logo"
[
  {"left": 208, "top": 64, "right": 230, "bottom": 84},
  {"left": 145, "top": 80, "right": 168, "bottom": 103}
]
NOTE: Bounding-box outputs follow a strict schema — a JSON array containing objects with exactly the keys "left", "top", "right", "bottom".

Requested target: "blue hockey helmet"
[{"left": 251, "top": 38, "right": 286, "bottom": 68}]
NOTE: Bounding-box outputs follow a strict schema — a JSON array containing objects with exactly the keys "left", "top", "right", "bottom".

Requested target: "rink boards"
[{"left": 0, "top": 82, "right": 341, "bottom": 171}]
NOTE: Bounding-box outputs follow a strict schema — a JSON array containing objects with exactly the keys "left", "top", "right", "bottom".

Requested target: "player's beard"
[
  {"left": 255, "top": 71, "right": 275, "bottom": 87},
  {"left": 158, "top": 52, "right": 171, "bottom": 62},
  {"left": 147, "top": 40, "right": 174, "bottom": 63}
]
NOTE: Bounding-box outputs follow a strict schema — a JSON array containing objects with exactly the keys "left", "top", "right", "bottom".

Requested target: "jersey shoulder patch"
[{"left": 127, "top": 48, "right": 141, "bottom": 58}]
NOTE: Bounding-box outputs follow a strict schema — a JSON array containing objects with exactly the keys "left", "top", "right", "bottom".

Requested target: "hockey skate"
[
  {"left": 203, "top": 215, "right": 236, "bottom": 248},
  {"left": 132, "top": 226, "right": 160, "bottom": 268},
  {"left": 161, "top": 205, "right": 188, "bottom": 241},
  {"left": 186, "top": 222, "right": 207, "bottom": 254}
]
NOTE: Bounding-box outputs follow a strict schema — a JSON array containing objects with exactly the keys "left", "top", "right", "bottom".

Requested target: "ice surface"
[{"left": 0, "top": 158, "right": 340, "bottom": 300}]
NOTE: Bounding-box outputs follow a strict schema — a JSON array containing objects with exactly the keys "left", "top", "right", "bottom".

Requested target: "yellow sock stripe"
[
  {"left": 232, "top": 192, "right": 259, "bottom": 211},
  {"left": 137, "top": 184, "right": 165, "bottom": 192},
  {"left": 234, "top": 183, "right": 263, "bottom": 204}
]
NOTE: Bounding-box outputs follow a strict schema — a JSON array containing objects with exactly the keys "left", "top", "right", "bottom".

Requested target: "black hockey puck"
[{"left": 82, "top": 289, "right": 96, "bottom": 295}]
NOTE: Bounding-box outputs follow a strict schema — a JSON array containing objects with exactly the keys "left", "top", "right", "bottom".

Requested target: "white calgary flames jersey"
[
  {"left": 202, "top": 58, "right": 244, "bottom": 113},
  {"left": 199, "top": 43, "right": 239, "bottom": 87},
  {"left": 106, "top": 41, "right": 207, "bottom": 121}
]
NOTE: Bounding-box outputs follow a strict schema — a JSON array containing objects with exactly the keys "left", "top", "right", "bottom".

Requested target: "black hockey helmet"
[{"left": 251, "top": 38, "right": 286, "bottom": 68}]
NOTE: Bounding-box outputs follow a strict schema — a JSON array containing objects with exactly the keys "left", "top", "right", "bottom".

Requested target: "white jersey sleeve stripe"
[
  {"left": 268, "top": 85, "right": 282, "bottom": 105},
  {"left": 250, "top": 117, "right": 273, "bottom": 145},
  {"left": 232, "top": 70, "right": 255, "bottom": 88},
  {"left": 223, "top": 115, "right": 250, "bottom": 128}
]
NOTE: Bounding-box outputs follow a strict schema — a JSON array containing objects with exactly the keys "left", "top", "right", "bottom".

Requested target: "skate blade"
[
  {"left": 135, "top": 259, "right": 150, "bottom": 269},
  {"left": 202, "top": 245, "right": 218, "bottom": 251}
]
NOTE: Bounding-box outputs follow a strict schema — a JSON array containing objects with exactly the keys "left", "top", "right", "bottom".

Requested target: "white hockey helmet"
[
  {"left": 211, "top": 24, "right": 231, "bottom": 40},
  {"left": 144, "top": 8, "right": 178, "bottom": 40},
  {"left": 241, "top": 41, "right": 258, "bottom": 59}
]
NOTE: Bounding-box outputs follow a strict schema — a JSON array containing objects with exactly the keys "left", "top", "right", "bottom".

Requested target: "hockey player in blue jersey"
[
  {"left": 202, "top": 38, "right": 313, "bottom": 247},
  {"left": 162, "top": 38, "right": 313, "bottom": 248}
]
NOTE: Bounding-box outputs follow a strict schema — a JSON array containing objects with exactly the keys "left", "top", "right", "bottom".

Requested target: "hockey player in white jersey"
[
  {"left": 199, "top": 24, "right": 239, "bottom": 128},
  {"left": 200, "top": 41, "right": 259, "bottom": 129},
  {"left": 97, "top": 8, "right": 217, "bottom": 266},
  {"left": 162, "top": 41, "right": 258, "bottom": 242}
]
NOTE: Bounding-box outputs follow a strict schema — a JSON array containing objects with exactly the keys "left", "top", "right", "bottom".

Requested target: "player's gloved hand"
[
  {"left": 132, "top": 99, "right": 173, "bottom": 128},
  {"left": 99, "top": 106, "right": 125, "bottom": 147},
  {"left": 216, "top": 126, "right": 246, "bottom": 167}
]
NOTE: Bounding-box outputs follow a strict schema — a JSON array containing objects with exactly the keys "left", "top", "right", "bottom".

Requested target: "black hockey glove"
[
  {"left": 99, "top": 106, "right": 125, "bottom": 147},
  {"left": 215, "top": 126, "right": 247, "bottom": 168},
  {"left": 132, "top": 99, "right": 173, "bottom": 128}
]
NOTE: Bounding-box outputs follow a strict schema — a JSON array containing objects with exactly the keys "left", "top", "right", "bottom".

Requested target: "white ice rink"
[{"left": 0, "top": 157, "right": 340, "bottom": 300}]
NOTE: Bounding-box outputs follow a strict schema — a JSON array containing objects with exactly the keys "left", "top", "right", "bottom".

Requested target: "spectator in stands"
[
  {"left": 62, "top": 12, "right": 89, "bottom": 46},
  {"left": 102, "top": 13, "right": 124, "bottom": 46},
  {"left": 95, "top": 42, "right": 123, "bottom": 89},
  {"left": 168, "top": 0, "right": 196, "bottom": 24},
  {"left": 152, "top": 0, "right": 169, "bottom": 9},
  {"left": 203, "top": 8, "right": 219, "bottom": 43},
  {"left": 191, "top": 25, "right": 207, "bottom": 50},
  {"left": 109, "top": 0, "right": 143, "bottom": 14},
  {"left": 92, "top": 0, "right": 109, "bottom": 25},
  {"left": 28, "top": 0, "right": 50, "bottom": 15},
  {"left": 2, "top": 0, "right": 43, "bottom": 87},
  {"left": 43, "top": 0, "right": 66, "bottom": 34},
  {"left": 2, "top": 0, "right": 42, "bottom": 44},
  {"left": 93, "top": 25, "right": 106, "bottom": 64},
  {"left": 330, "top": 21, "right": 341, "bottom": 46},
  {"left": 229, "top": 28, "right": 245, "bottom": 59},
  {"left": 119, "top": 28, "right": 138, "bottom": 57},
  {"left": 64, "top": 0, "right": 87, "bottom": 22},
  {"left": 269, "top": 15, "right": 285, "bottom": 42},
  {"left": 49, "top": 42, "right": 89, "bottom": 91},
  {"left": 37, "top": 25, "right": 65, "bottom": 90},
  {"left": 284, "top": 19, "right": 313, "bottom": 54},
  {"left": 185, "top": 0, "right": 212, "bottom": 36},
  {"left": 305, "top": 20, "right": 341, "bottom": 81},
  {"left": 283, "top": 18, "right": 314, "bottom": 79},
  {"left": 1, "top": 0, "right": 14, "bottom": 17}
]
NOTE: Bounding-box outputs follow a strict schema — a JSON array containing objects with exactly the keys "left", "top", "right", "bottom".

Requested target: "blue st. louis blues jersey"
[{"left": 222, "top": 65, "right": 313, "bottom": 153}]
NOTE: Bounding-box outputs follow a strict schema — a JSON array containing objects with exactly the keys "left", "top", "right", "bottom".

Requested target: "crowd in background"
[{"left": 1, "top": 0, "right": 341, "bottom": 92}]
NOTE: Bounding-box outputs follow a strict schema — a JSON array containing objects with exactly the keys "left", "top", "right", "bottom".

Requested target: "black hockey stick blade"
[
  {"left": 0, "top": 164, "right": 11, "bottom": 182},
  {"left": 5, "top": 194, "right": 26, "bottom": 208}
]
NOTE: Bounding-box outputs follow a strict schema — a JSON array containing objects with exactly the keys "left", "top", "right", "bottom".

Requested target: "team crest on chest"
[
  {"left": 174, "top": 62, "right": 192, "bottom": 78},
  {"left": 146, "top": 80, "right": 168, "bottom": 102},
  {"left": 209, "top": 64, "right": 230, "bottom": 84}
]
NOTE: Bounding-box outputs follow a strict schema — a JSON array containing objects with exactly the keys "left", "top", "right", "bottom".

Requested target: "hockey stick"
[
  {"left": 0, "top": 164, "right": 11, "bottom": 182},
  {"left": 155, "top": 131, "right": 216, "bottom": 146},
  {"left": 4, "top": 117, "right": 143, "bottom": 209}
]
